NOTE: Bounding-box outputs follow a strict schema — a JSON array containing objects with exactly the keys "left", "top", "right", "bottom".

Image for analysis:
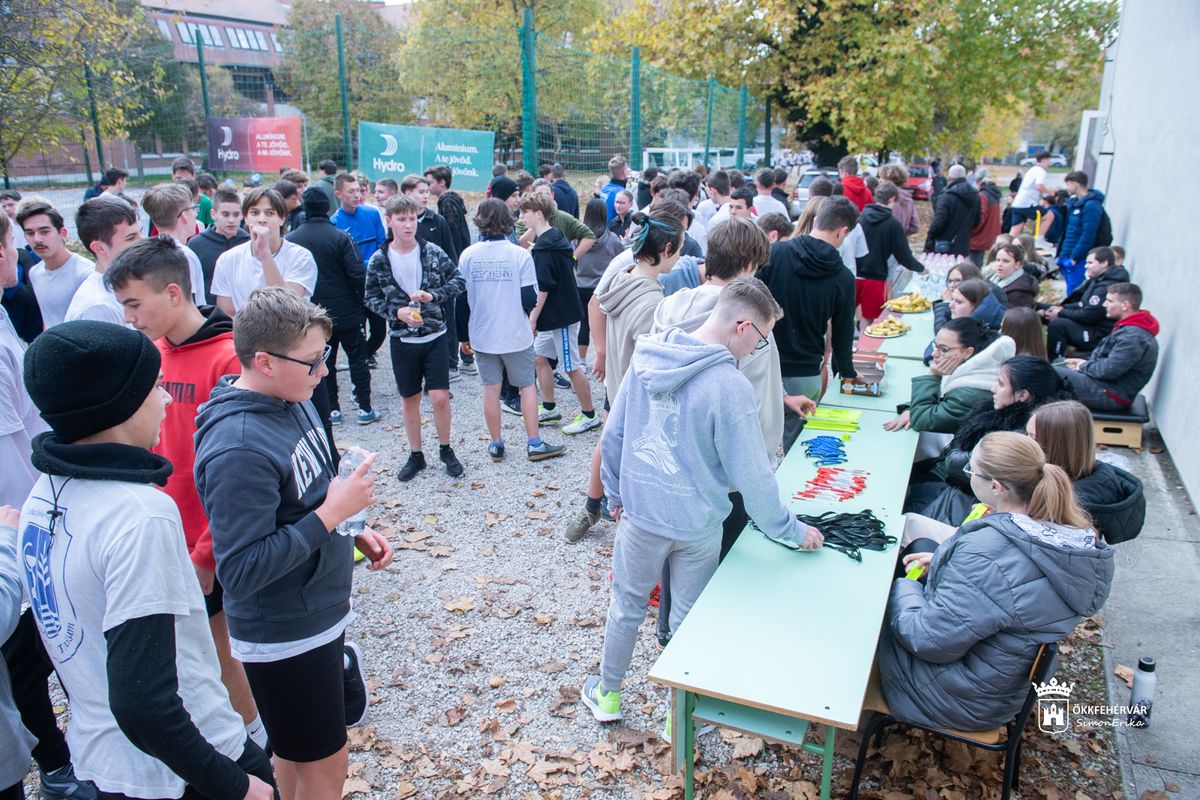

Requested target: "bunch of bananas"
[
  {"left": 883, "top": 292, "right": 932, "bottom": 313},
  {"left": 865, "top": 317, "right": 911, "bottom": 337}
]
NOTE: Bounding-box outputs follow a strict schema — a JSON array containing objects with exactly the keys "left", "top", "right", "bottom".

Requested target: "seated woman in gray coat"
[{"left": 879, "top": 431, "right": 1114, "bottom": 732}]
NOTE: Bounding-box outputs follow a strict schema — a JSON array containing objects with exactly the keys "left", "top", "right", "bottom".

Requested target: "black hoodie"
[
  {"left": 188, "top": 227, "right": 250, "bottom": 305},
  {"left": 924, "top": 178, "right": 981, "bottom": 256},
  {"left": 193, "top": 378, "right": 352, "bottom": 645},
  {"left": 1074, "top": 461, "right": 1145, "bottom": 544},
  {"left": 856, "top": 203, "right": 925, "bottom": 280},
  {"left": 531, "top": 227, "right": 583, "bottom": 331},
  {"left": 761, "top": 235, "right": 857, "bottom": 378},
  {"left": 285, "top": 214, "right": 366, "bottom": 326},
  {"left": 1057, "top": 265, "right": 1130, "bottom": 330}
]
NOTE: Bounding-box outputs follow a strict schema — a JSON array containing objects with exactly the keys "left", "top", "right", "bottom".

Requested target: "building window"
[
  {"left": 176, "top": 22, "right": 224, "bottom": 48},
  {"left": 271, "top": 32, "right": 284, "bottom": 53},
  {"left": 156, "top": 19, "right": 173, "bottom": 42}
]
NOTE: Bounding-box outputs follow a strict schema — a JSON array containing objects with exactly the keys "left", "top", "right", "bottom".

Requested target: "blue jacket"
[
  {"left": 331, "top": 205, "right": 387, "bottom": 266},
  {"left": 1061, "top": 190, "right": 1105, "bottom": 262}
]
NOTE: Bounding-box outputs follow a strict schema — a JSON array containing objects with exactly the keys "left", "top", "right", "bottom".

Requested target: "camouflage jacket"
[{"left": 365, "top": 240, "right": 465, "bottom": 339}]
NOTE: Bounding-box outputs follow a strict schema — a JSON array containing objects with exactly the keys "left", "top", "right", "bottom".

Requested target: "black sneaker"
[
  {"left": 343, "top": 642, "right": 369, "bottom": 727},
  {"left": 488, "top": 441, "right": 505, "bottom": 461},
  {"left": 397, "top": 452, "right": 426, "bottom": 482},
  {"left": 38, "top": 764, "right": 97, "bottom": 800},
  {"left": 440, "top": 447, "right": 464, "bottom": 477},
  {"left": 554, "top": 371, "right": 571, "bottom": 390},
  {"left": 366, "top": 355, "right": 378, "bottom": 369},
  {"left": 501, "top": 396, "right": 522, "bottom": 415}
]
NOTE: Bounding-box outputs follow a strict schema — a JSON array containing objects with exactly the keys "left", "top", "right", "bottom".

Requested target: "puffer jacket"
[
  {"left": 1075, "top": 310, "right": 1160, "bottom": 404},
  {"left": 924, "top": 178, "right": 981, "bottom": 256},
  {"left": 1061, "top": 190, "right": 1107, "bottom": 263},
  {"left": 907, "top": 336, "right": 1016, "bottom": 433},
  {"left": 364, "top": 240, "right": 464, "bottom": 339},
  {"left": 880, "top": 513, "right": 1114, "bottom": 731},
  {"left": 1074, "top": 461, "right": 1145, "bottom": 544}
]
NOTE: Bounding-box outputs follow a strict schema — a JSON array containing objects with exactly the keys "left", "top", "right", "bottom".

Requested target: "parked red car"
[{"left": 906, "top": 164, "right": 933, "bottom": 200}]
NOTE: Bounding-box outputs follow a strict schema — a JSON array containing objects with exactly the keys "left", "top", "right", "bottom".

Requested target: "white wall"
[{"left": 1101, "top": 0, "right": 1200, "bottom": 501}]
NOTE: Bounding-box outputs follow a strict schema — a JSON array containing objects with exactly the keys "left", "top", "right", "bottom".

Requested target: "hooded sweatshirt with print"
[
  {"left": 153, "top": 306, "right": 240, "bottom": 571},
  {"left": 596, "top": 265, "right": 665, "bottom": 400},
  {"left": 600, "top": 328, "right": 809, "bottom": 545},
  {"left": 652, "top": 285, "right": 784, "bottom": 463},
  {"left": 193, "top": 378, "right": 353, "bottom": 645}
]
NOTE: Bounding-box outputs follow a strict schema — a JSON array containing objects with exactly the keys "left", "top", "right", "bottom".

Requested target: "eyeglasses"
[
  {"left": 746, "top": 320, "right": 771, "bottom": 351},
  {"left": 933, "top": 344, "right": 963, "bottom": 355},
  {"left": 181, "top": 204, "right": 200, "bottom": 215},
  {"left": 264, "top": 344, "right": 331, "bottom": 376},
  {"left": 946, "top": 277, "right": 962, "bottom": 287},
  {"left": 962, "top": 463, "right": 993, "bottom": 481}
]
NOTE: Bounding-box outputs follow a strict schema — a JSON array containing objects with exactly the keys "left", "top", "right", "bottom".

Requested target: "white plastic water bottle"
[
  {"left": 1127, "top": 656, "right": 1156, "bottom": 727},
  {"left": 336, "top": 447, "right": 369, "bottom": 537}
]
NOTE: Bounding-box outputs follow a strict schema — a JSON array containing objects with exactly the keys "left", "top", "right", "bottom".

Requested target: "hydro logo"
[
  {"left": 372, "top": 157, "right": 406, "bottom": 173},
  {"left": 217, "top": 149, "right": 241, "bottom": 162}
]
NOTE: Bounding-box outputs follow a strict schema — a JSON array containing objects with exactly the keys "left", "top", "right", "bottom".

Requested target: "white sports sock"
[{"left": 245, "top": 715, "right": 268, "bottom": 749}]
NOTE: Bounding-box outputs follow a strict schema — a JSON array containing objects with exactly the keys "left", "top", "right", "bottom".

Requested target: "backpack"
[{"left": 1094, "top": 206, "right": 1113, "bottom": 247}]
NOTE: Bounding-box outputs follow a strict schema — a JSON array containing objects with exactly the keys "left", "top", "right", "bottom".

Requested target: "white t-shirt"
[
  {"left": 457, "top": 239, "right": 537, "bottom": 354},
  {"left": 753, "top": 194, "right": 790, "bottom": 219},
  {"left": 388, "top": 244, "right": 422, "bottom": 295},
  {"left": 175, "top": 239, "right": 206, "bottom": 306},
  {"left": 65, "top": 272, "right": 125, "bottom": 326},
  {"left": 709, "top": 202, "right": 732, "bottom": 230},
  {"left": 688, "top": 214, "right": 708, "bottom": 256},
  {"left": 30, "top": 252, "right": 95, "bottom": 329},
  {"left": 0, "top": 307, "right": 46, "bottom": 507},
  {"left": 18, "top": 477, "right": 246, "bottom": 797},
  {"left": 211, "top": 239, "right": 318, "bottom": 311},
  {"left": 11, "top": 221, "right": 26, "bottom": 250},
  {"left": 694, "top": 198, "right": 722, "bottom": 229},
  {"left": 1013, "top": 165, "right": 1047, "bottom": 208},
  {"left": 840, "top": 224, "right": 869, "bottom": 272}
]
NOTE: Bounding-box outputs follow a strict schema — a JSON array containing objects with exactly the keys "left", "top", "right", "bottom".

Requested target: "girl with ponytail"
[{"left": 879, "top": 430, "right": 1114, "bottom": 732}]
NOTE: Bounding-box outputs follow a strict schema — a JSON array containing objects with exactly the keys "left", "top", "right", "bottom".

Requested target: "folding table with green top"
[{"left": 649, "top": 408, "right": 920, "bottom": 799}]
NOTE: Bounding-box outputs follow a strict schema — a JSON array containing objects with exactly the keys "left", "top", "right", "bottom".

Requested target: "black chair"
[{"left": 849, "top": 643, "right": 1058, "bottom": 800}]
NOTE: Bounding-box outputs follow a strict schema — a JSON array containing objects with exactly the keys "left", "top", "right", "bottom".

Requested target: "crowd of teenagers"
[{"left": 0, "top": 150, "right": 1154, "bottom": 799}]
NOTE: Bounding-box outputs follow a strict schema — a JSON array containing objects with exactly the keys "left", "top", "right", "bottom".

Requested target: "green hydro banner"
[{"left": 358, "top": 122, "right": 495, "bottom": 193}]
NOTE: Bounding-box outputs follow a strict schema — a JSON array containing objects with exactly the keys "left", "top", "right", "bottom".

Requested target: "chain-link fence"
[{"left": 4, "top": 8, "right": 765, "bottom": 190}]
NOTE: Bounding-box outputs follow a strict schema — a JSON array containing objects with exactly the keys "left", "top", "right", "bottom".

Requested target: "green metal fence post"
[
  {"left": 83, "top": 59, "right": 105, "bottom": 170},
  {"left": 764, "top": 98, "right": 772, "bottom": 168},
  {"left": 196, "top": 30, "right": 212, "bottom": 120},
  {"left": 703, "top": 76, "right": 715, "bottom": 168},
  {"left": 736, "top": 83, "right": 747, "bottom": 170},
  {"left": 335, "top": 14, "right": 352, "bottom": 169},
  {"left": 520, "top": 8, "right": 538, "bottom": 170},
  {"left": 630, "top": 47, "right": 642, "bottom": 170}
]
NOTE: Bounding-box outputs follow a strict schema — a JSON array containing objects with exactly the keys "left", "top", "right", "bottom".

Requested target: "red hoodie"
[
  {"left": 841, "top": 175, "right": 874, "bottom": 212},
  {"left": 1114, "top": 309, "right": 1160, "bottom": 336},
  {"left": 152, "top": 309, "right": 241, "bottom": 570}
]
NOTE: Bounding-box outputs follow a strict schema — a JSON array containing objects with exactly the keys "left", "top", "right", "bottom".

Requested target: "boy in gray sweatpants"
[{"left": 581, "top": 277, "right": 823, "bottom": 723}]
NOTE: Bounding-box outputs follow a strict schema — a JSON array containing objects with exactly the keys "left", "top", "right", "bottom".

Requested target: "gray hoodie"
[
  {"left": 880, "top": 512, "right": 1114, "bottom": 731},
  {"left": 600, "top": 328, "right": 807, "bottom": 544},
  {"left": 193, "top": 378, "right": 353, "bottom": 645}
]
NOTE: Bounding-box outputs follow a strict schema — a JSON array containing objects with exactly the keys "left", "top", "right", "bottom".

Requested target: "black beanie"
[
  {"left": 490, "top": 176, "right": 519, "bottom": 201},
  {"left": 302, "top": 186, "right": 331, "bottom": 217},
  {"left": 24, "top": 321, "right": 162, "bottom": 443}
]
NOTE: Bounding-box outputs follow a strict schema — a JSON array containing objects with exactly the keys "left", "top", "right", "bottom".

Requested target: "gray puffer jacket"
[{"left": 879, "top": 513, "right": 1114, "bottom": 731}]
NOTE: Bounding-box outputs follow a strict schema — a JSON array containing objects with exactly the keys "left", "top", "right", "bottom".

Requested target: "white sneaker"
[{"left": 562, "top": 413, "right": 602, "bottom": 434}]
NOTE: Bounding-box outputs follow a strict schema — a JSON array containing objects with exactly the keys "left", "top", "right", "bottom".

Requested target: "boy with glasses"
[
  {"left": 582, "top": 278, "right": 823, "bottom": 724},
  {"left": 194, "top": 287, "right": 392, "bottom": 798}
]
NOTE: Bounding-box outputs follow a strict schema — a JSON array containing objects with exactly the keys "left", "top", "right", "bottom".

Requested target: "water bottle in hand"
[{"left": 336, "top": 447, "right": 369, "bottom": 537}]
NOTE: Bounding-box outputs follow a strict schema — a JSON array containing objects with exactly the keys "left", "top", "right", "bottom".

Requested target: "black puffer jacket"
[
  {"left": 1074, "top": 461, "right": 1145, "bottom": 544},
  {"left": 937, "top": 400, "right": 1039, "bottom": 487},
  {"left": 924, "top": 178, "right": 980, "bottom": 256}
]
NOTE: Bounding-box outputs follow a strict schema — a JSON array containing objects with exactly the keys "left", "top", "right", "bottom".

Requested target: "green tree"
[
  {"left": 0, "top": 0, "right": 173, "bottom": 181},
  {"left": 278, "top": 0, "right": 406, "bottom": 166}
]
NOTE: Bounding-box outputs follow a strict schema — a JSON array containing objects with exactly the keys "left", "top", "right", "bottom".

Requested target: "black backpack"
[{"left": 1094, "top": 206, "right": 1113, "bottom": 247}]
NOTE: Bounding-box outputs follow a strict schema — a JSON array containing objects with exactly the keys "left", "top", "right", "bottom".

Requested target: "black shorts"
[
  {"left": 390, "top": 335, "right": 450, "bottom": 398},
  {"left": 242, "top": 634, "right": 347, "bottom": 763},
  {"left": 204, "top": 575, "right": 224, "bottom": 619}
]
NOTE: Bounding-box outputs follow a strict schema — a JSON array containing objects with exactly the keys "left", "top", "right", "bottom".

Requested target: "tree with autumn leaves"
[{"left": 588, "top": 0, "right": 1118, "bottom": 162}]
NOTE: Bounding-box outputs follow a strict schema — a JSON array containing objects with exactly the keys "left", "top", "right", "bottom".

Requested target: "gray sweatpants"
[{"left": 600, "top": 520, "right": 721, "bottom": 693}]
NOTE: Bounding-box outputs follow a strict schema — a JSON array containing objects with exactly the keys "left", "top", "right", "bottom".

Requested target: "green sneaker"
[
  {"left": 537, "top": 404, "right": 562, "bottom": 424},
  {"left": 581, "top": 675, "right": 622, "bottom": 722},
  {"left": 562, "top": 412, "right": 602, "bottom": 434}
]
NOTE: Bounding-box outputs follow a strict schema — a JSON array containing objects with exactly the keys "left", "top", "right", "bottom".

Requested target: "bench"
[{"left": 1092, "top": 395, "right": 1150, "bottom": 448}]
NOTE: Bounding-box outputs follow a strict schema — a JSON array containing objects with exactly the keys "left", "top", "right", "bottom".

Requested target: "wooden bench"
[{"left": 1092, "top": 395, "right": 1150, "bottom": 448}]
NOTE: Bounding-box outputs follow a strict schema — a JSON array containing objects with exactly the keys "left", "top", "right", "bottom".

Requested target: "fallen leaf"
[
  {"left": 444, "top": 596, "right": 475, "bottom": 613},
  {"left": 1165, "top": 782, "right": 1182, "bottom": 794},
  {"left": 439, "top": 706, "right": 465, "bottom": 726},
  {"left": 731, "top": 736, "right": 764, "bottom": 759},
  {"left": 488, "top": 675, "right": 508, "bottom": 688},
  {"left": 496, "top": 698, "right": 518, "bottom": 714},
  {"left": 423, "top": 514, "right": 439, "bottom": 524},
  {"left": 395, "top": 784, "right": 418, "bottom": 799},
  {"left": 484, "top": 511, "right": 510, "bottom": 526},
  {"left": 341, "top": 777, "right": 371, "bottom": 797},
  {"left": 1114, "top": 664, "right": 1135, "bottom": 688},
  {"left": 527, "top": 511, "right": 549, "bottom": 520},
  {"left": 405, "top": 530, "right": 432, "bottom": 543},
  {"left": 471, "top": 482, "right": 486, "bottom": 489},
  {"left": 572, "top": 615, "right": 602, "bottom": 628},
  {"left": 481, "top": 758, "right": 511, "bottom": 777},
  {"left": 428, "top": 544, "right": 454, "bottom": 557},
  {"left": 1139, "top": 793, "right": 1170, "bottom": 800},
  {"left": 533, "top": 611, "right": 556, "bottom": 626},
  {"left": 538, "top": 661, "right": 567, "bottom": 674},
  {"left": 346, "top": 725, "right": 376, "bottom": 751}
]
